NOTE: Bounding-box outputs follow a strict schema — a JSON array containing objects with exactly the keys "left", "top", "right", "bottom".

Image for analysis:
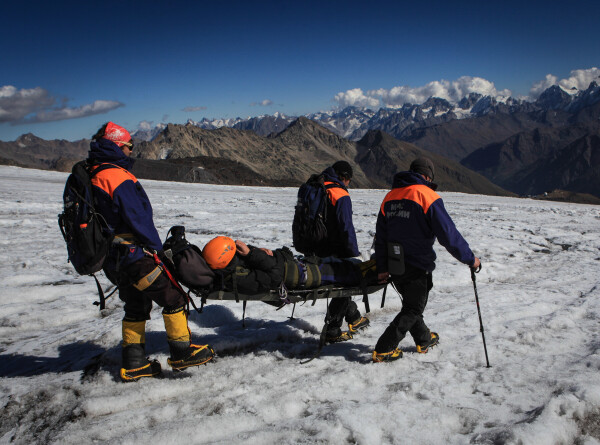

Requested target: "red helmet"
[
  {"left": 103, "top": 122, "right": 132, "bottom": 148},
  {"left": 202, "top": 236, "right": 236, "bottom": 269}
]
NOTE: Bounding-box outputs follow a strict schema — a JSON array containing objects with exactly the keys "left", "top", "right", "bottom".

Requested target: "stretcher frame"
[{"left": 194, "top": 283, "right": 386, "bottom": 305}]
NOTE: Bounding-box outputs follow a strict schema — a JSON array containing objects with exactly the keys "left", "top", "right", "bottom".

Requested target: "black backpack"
[
  {"left": 292, "top": 174, "right": 335, "bottom": 255},
  {"left": 58, "top": 161, "right": 115, "bottom": 276},
  {"left": 162, "top": 226, "right": 214, "bottom": 290}
]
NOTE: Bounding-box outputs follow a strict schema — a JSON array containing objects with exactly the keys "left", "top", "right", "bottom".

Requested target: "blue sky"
[{"left": 1, "top": 0, "right": 598, "bottom": 141}]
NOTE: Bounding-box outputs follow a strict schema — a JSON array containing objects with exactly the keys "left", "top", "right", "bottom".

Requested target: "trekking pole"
[
  {"left": 380, "top": 283, "right": 388, "bottom": 308},
  {"left": 300, "top": 297, "right": 331, "bottom": 364},
  {"left": 471, "top": 267, "right": 490, "bottom": 368}
]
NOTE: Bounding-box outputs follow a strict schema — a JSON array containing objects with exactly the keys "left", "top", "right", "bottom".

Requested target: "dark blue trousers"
[{"left": 375, "top": 264, "right": 433, "bottom": 353}]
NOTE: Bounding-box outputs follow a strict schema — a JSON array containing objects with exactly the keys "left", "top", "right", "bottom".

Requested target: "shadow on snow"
[{"left": 0, "top": 303, "right": 373, "bottom": 379}]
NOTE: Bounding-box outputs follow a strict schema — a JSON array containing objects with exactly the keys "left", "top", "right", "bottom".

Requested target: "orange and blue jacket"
[
  {"left": 87, "top": 138, "right": 162, "bottom": 271},
  {"left": 320, "top": 167, "right": 360, "bottom": 258},
  {"left": 375, "top": 171, "right": 475, "bottom": 273}
]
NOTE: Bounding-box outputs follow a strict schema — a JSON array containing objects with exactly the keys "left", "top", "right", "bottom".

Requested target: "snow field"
[{"left": 0, "top": 165, "right": 599, "bottom": 444}]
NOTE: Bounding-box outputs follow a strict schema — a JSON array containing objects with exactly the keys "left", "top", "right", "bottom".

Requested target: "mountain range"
[
  {"left": 1, "top": 81, "right": 599, "bottom": 203},
  {"left": 132, "top": 117, "right": 508, "bottom": 194},
  {"left": 136, "top": 82, "right": 600, "bottom": 145},
  {"left": 130, "top": 81, "right": 600, "bottom": 200},
  {"left": 0, "top": 118, "right": 508, "bottom": 196}
]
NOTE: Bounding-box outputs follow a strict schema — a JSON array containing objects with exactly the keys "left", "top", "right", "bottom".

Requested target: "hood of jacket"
[
  {"left": 87, "top": 138, "right": 135, "bottom": 170},
  {"left": 321, "top": 166, "right": 347, "bottom": 189},
  {"left": 392, "top": 171, "right": 438, "bottom": 190}
]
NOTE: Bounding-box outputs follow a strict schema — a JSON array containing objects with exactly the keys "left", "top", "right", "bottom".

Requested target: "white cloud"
[
  {"left": 0, "top": 85, "right": 123, "bottom": 124},
  {"left": 137, "top": 120, "right": 154, "bottom": 131},
  {"left": 334, "top": 77, "right": 511, "bottom": 109},
  {"left": 372, "top": 77, "right": 512, "bottom": 106},
  {"left": 250, "top": 99, "right": 273, "bottom": 107},
  {"left": 0, "top": 86, "right": 54, "bottom": 123},
  {"left": 529, "top": 67, "right": 600, "bottom": 98},
  {"left": 334, "top": 88, "right": 380, "bottom": 108},
  {"left": 182, "top": 106, "right": 207, "bottom": 112},
  {"left": 529, "top": 74, "right": 559, "bottom": 98},
  {"left": 31, "top": 100, "right": 123, "bottom": 123}
]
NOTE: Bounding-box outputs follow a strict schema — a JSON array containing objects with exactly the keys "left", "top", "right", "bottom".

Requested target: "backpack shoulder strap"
[
  {"left": 323, "top": 181, "right": 349, "bottom": 206},
  {"left": 323, "top": 181, "right": 348, "bottom": 192},
  {"left": 88, "top": 162, "right": 122, "bottom": 178}
]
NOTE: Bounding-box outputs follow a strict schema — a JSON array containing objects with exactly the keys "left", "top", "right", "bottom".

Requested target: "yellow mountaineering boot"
[
  {"left": 325, "top": 331, "right": 353, "bottom": 344},
  {"left": 120, "top": 320, "right": 162, "bottom": 382},
  {"left": 348, "top": 316, "right": 370, "bottom": 334},
  {"left": 163, "top": 307, "right": 215, "bottom": 371},
  {"left": 416, "top": 332, "right": 439, "bottom": 354},
  {"left": 372, "top": 348, "right": 403, "bottom": 363}
]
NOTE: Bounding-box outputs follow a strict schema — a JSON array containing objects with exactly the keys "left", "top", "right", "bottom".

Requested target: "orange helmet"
[{"left": 202, "top": 236, "right": 236, "bottom": 269}]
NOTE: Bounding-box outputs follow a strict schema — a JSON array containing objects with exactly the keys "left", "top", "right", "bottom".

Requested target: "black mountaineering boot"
[
  {"left": 120, "top": 320, "right": 162, "bottom": 382},
  {"left": 167, "top": 341, "right": 215, "bottom": 371},
  {"left": 120, "top": 343, "right": 162, "bottom": 382}
]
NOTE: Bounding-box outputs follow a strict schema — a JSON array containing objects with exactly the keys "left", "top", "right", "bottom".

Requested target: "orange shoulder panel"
[
  {"left": 325, "top": 183, "right": 349, "bottom": 206},
  {"left": 91, "top": 165, "right": 138, "bottom": 199},
  {"left": 380, "top": 184, "right": 439, "bottom": 215}
]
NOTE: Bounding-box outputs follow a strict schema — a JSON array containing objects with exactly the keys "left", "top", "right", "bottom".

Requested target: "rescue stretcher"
[
  {"left": 188, "top": 283, "right": 387, "bottom": 337},
  {"left": 196, "top": 283, "right": 387, "bottom": 304},
  {"left": 189, "top": 283, "right": 388, "bottom": 363},
  {"left": 98, "top": 261, "right": 387, "bottom": 362}
]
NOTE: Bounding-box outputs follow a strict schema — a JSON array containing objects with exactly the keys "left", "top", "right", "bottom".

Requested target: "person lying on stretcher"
[{"left": 201, "top": 236, "right": 376, "bottom": 296}]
